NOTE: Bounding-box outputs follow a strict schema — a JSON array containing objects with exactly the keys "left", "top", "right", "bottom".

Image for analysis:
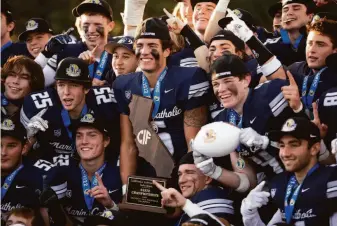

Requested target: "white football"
[{"left": 192, "top": 122, "right": 240, "bottom": 157}]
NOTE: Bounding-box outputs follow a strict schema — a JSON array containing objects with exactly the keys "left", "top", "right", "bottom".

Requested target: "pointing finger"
[
  {"left": 226, "top": 8, "right": 240, "bottom": 21},
  {"left": 64, "top": 27, "right": 74, "bottom": 36},
  {"left": 163, "top": 8, "right": 174, "bottom": 19},
  {"left": 37, "top": 108, "right": 48, "bottom": 117},
  {"left": 253, "top": 181, "right": 266, "bottom": 192},
  {"left": 312, "top": 102, "right": 320, "bottom": 123},
  {"left": 286, "top": 71, "right": 297, "bottom": 86},
  {"left": 153, "top": 180, "right": 166, "bottom": 192},
  {"left": 95, "top": 172, "right": 104, "bottom": 186}
]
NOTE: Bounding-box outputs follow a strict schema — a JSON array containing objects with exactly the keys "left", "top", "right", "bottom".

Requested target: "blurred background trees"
[{"left": 8, "top": 0, "right": 280, "bottom": 39}]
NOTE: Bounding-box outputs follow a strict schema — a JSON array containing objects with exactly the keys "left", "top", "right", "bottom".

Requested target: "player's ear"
[
  {"left": 310, "top": 142, "right": 320, "bottom": 156},
  {"left": 243, "top": 73, "right": 251, "bottom": 88},
  {"left": 205, "top": 175, "right": 213, "bottom": 185},
  {"left": 7, "top": 21, "right": 15, "bottom": 33},
  {"left": 163, "top": 48, "right": 171, "bottom": 58},
  {"left": 107, "top": 20, "right": 115, "bottom": 33},
  {"left": 103, "top": 134, "right": 110, "bottom": 148},
  {"left": 21, "top": 141, "right": 30, "bottom": 156}
]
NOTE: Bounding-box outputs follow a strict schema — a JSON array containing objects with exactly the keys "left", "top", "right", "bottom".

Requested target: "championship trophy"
[{"left": 118, "top": 95, "right": 175, "bottom": 213}]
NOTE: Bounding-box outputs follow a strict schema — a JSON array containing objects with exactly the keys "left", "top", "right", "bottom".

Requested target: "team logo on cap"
[
  {"left": 215, "top": 71, "right": 231, "bottom": 78},
  {"left": 204, "top": 129, "right": 216, "bottom": 143},
  {"left": 282, "top": 118, "right": 297, "bottom": 132},
  {"left": 141, "top": 32, "right": 156, "bottom": 36},
  {"left": 66, "top": 64, "right": 81, "bottom": 77},
  {"left": 86, "top": 0, "right": 102, "bottom": 5},
  {"left": 1, "top": 119, "right": 15, "bottom": 131},
  {"left": 233, "top": 9, "right": 243, "bottom": 19},
  {"left": 26, "top": 20, "right": 38, "bottom": 31},
  {"left": 119, "top": 37, "right": 133, "bottom": 44},
  {"left": 81, "top": 114, "right": 95, "bottom": 123}
]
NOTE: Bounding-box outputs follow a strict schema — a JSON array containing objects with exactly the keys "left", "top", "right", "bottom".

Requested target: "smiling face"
[
  {"left": 79, "top": 13, "right": 114, "bottom": 49},
  {"left": 4, "top": 66, "right": 32, "bottom": 100},
  {"left": 76, "top": 127, "right": 109, "bottom": 161},
  {"left": 56, "top": 80, "right": 88, "bottom": 113},
  {"left": 192, "top": 2, "right": 216, "bottom": 35},
  {"left": 281, "top": 3, "right": 312, "bottom": 31},
  {"left": 26, "top": 32, "right": 51, "bottom": 58},
  {"left": 209, "top": 40, "right": 241, "bottom": 64},
  {"left": 211, "top": 74, "right": 250, "bottom": 109},
  {"left": 135, "top": 38, "right": 170, "bottom": 74},
  {"left": 178, "top": 164, "right": 211, "bottom": 198},
  {"left": 112, "top": 47, "right": 138, "bottom": 76},
  {"left": 279, "top": 135, "right": 319, "bottom": 173},
  {"left": 306, "top": 30, "right": 337, "bottom": 70}
]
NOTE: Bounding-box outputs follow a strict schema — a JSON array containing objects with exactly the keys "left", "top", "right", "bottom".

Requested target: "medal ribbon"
[
  {"left": 142, "top": 67, "right": 168, "bottom": 119},
  {"left": 284, "top": 163, "right": 319, "bottom": 224},
  {"left": 280, "top": 29, "right": 303, "bottom": 49},
  {"left": 302, "top": 67, "right": 327, "bottom": 113},
  {"left": 1, "top": 41, "right": 12, "bottom": 52},
  {"left": 1, "top": 164, "right": 24, "bottom": 200},
  {"left": 88, "top": 51, "right": 109, "bottom": 80},
  {"left": 228, "top": 109, "right": 242, "bottom": 152},
  {"left": 80, "top": 162, "right": 106, "bottom": 211},
  {"left": 61, "top": 104, "right": 88, "bottom": 150}
]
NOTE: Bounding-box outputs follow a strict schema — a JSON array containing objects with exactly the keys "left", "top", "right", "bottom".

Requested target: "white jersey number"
[{"left": 31, "top": 92, "right": 53, "bottom": 109}]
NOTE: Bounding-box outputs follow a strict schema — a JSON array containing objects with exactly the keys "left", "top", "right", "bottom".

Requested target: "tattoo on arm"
[{"left": 184, "top": 106, "right": 208, "bottom": 127}]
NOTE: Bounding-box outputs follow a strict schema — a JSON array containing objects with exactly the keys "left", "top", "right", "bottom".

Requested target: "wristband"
[
  {"left": 246, "top": 35, "right": 274, "bottom": 66},
  {"left": 234, "top": 172, "right": 250, "bottom": 193},
  {"left": 257, "top": 56, "right": 282, "bottom": 77},
  {"left": 183, "top": 199, "right": 205, "bottom": 217},
  {"left": 293, "top": 102, "right": 303, "bottom": 113},
  {"left": 180, "top": 25, "right": 205, "bottom": 50}
]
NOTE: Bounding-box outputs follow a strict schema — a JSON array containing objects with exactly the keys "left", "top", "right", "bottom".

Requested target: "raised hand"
[
  {"left": 311, "top": 102, "right": 328, "bottom": 138},
  {"left": 225, "top": 8, "right": 253, "bottom": 42},
  {"left": 153, "top": 180, "right": 187, "bottom": 208},
  {"left": 163, "top": 8, "right": 185, "bottom": 35},
  {"left": 89, "top": 172, "right": 115, "bottom": 209},
  {"left": 27, "top": 108, "right": 49, "bottom": 139},
  {"left": 241, "top": 181, "right": 270, "bottom": 215},
  {"left": 282, "top": 71, "right": 302, "bottom": 112},
  {"left": 193, "top": 150, "right": 222, "bottom": 179},
  {"left": 78, "top": 45, "right": 99, "bottom": 65},
  {"left": 43, "top": 27, "right": 74, "bottom": 57}
]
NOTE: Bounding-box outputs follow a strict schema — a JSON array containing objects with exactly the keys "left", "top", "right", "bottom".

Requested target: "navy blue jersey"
[
  {"left": 113, "top": 66, "right": 210, "bottom": 163},
  {"left": 168, "top": 47, "right": 198, "bottom": 67},
  {"left": 318, "top": 87, "right": 337, "bottom": 150},
  {"left": 1, "top": 164, "right": 43, "bottom": 220},
  {"left": 288, "top": 61, "right": 312, "bottom": 76},
  {"left": 264, "top": 33, "right": 306, "bottom": 66},
  {"left": 51, "top": 160, "right": 122, "bottom": 225},
  {"left": 1, "top": 42, "right": 31, "bottom": 67},
  {"left": 292, "top": 66, "right": 337, "bottom": 109},
  {"left": 270, "top": 164, "right": 337, "bottom": 225},
  {"left": 49, "top": 42, "right": 112, "bottom": 80},
  {"left": 213, "top": 80, "right": 304, "bottom": 180},
  {"left": 177, "top": 186, "right": 235, "bottom": 225},
  {"left": 20, "top": 86, "right": 120, "bottom": 162}
]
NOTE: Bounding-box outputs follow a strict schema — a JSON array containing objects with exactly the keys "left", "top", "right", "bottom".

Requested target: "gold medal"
[{"left": 236, "top": 153, "right": 245, "bottom": 170}]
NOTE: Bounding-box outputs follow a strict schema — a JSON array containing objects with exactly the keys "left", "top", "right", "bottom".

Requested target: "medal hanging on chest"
[{"left": 236, "top": 153, "right": 246, "bottom": 170}]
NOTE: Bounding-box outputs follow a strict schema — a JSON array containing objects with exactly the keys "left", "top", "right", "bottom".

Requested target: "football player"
[
  {"left": 36, "top": 0, "right": 115, "bottom": 87},
  {"left": 20, "top": 57, "right": 120, "bottom": 170},
  {"left": 104, "top": 36, "right": 138, "bottom": 77},
  {"left": 268, "top": 2, "right": 282, "bottom": 35},
  {"left": 170, "top": 152, "right": 235, "bottom": 225},
  {"left": 208, "top": 53, "right": 306, "bottom": 181},
  {"left": 1, "top": 1, "right": 30, "bottom": 67},
  {"left": 18, "top": 18, "right": 53, "bottom": 59},
  {"left": 241, "top": 117, "right": 337, "bottom": 225},
  {"left": 1, "top": 55, "right": 45, "bottom": 118},
  {"left": 113, "top": 17, "right": 210, "bottom": 186},
  {"left": 51, "top": 113, "right": 122, "bottom": 225},
  {"left": 1, "top": 118, "right": 49, "bottom": 225},
  {"left": 263, "top": 0, "right": 316, "bottom": 66},
  {"left": 288, "top": 14, "right": 337, "bottom": 116}
]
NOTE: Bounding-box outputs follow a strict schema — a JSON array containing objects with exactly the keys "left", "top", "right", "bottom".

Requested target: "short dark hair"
[
  {"left": 2, "top": 55, "right": 45, "bottom": 92},
  {"left": 7, "top": 207, "right": 45, "bottom": 226},
  {"left": 307, "top": 18, "right": 337, "bottom": 48}
]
